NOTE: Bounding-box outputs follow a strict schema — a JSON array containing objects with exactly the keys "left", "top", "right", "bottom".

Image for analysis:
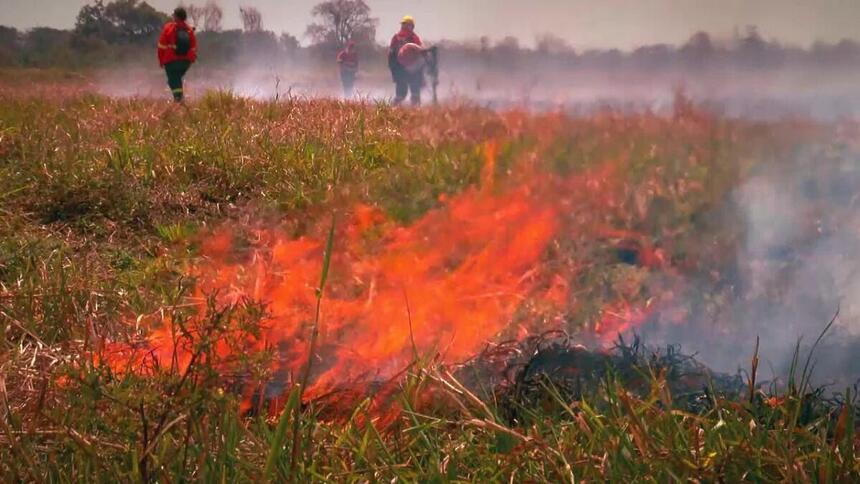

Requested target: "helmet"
[{"left": 401, "top": 15, "right": 415, "bottom": 25}]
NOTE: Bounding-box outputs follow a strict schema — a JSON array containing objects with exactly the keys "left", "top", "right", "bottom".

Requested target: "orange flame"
[{"left": 110, "top": 142, "right": 665, "bottom": 412}]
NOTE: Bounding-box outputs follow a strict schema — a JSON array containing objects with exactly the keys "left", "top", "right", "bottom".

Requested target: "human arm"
[{"left": 156, "top": 24, "right": 173, "bottom": 66}]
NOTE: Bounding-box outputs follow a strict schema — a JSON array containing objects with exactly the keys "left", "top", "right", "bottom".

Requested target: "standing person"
[
  {"left": 337, "top": 41, "right": 359, "bottom": 98},
  {"left": 157, "top": 8, "right": 197, "bottom": 103},
  {"left": 388, "top": 16, "right": 424, "bottom": 106}
]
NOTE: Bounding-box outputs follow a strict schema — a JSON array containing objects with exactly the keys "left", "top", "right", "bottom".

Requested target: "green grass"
[{"left": 0, "top": 84, "right": 857, "bottom": 481}]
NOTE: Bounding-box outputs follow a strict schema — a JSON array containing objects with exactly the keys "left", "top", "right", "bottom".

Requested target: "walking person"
[
  {"left": 157, "top": 8, "right": 197, "bottom": 103},
  {"left": 388, "top": 16, "right": 425, "bottom": 105},
  {"left": 337, "top": 41, "right": 359, "bottom": 98}
]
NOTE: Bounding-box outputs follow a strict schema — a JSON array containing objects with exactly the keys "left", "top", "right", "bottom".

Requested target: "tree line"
[{"left": 0, "top": 0, "right": 858, "bottom": 72}]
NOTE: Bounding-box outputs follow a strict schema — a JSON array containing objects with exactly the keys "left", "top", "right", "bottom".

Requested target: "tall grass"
[{"left": 0, "top": 86, "right": 857, "bottom": 481}]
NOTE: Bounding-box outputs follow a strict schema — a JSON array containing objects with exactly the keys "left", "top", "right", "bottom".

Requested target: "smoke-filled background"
[
  {"left": 636, "top": 132, "right": 860, "bottom": 387},
  {"left": 1, "top": 0, "right": 859, "bottom": 119}
]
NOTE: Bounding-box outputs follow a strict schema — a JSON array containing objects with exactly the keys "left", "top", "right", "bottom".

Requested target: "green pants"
[
  {"left": 164, "top": 60, "right": 191, "bottom": 102},
  {"left": 393, "top": 69, "right": 423, "bottom": 106}
]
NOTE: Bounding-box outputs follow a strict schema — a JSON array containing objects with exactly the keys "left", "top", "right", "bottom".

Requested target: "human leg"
[{"left": 165, "top": 61, "right": 190, "bottom": 102}]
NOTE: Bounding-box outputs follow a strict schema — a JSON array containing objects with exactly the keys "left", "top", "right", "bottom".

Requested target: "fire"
[{"left": 111, "top": 141, "right": 663, "bottom": 411}]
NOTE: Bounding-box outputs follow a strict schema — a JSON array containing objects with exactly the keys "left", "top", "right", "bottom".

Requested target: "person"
[
  {"left": 336, "top": 41, "right": 359, "bottom": 98},
  {"left": 157, "top": 8, "right": 197, "bottom": 103},
  {"left": 388, "top": 16, "right": 424, "bottom": 105}
]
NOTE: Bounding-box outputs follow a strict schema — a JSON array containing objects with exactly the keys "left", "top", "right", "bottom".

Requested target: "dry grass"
[{"left": 0, "top": 76, "right": 857, "bottom": 481}]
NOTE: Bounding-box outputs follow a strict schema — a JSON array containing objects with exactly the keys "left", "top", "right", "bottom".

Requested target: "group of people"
[{"left": 157, "top": 9, "right": 433, "bottom": 105}]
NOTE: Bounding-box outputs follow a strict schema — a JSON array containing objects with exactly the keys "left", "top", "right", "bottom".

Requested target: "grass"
[{"left": 0, "top": 76, "right": 858, "bottom": 481}]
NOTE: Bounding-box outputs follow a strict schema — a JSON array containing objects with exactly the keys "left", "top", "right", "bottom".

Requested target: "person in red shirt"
[
  {"left": 157, "top": 8, "right": 197, "bottom": 102},
  {"left": 388, "top": 16, "right": 425, "bottom": 105},
  {"left": 336, "top": 41, "right": 359, "bottom": 98}
]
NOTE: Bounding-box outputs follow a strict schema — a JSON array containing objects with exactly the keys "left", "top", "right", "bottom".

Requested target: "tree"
[
  {"left": 679, "top": 31, "right": 717, "bottom": 70},
  {"left": 74, "top": 0, "right": 167, "bottom": 44},
  {"left": 184, "top": 1, "right": 223, "bottom": 31},
  {"left": 0, "top": 26, "right": 20, "bottom": 66},
  {"left": 494, "top": 36, "right": 520, "bottom": 55},
  {"left": 631, "top": 44, "right": 673, "bottom": 70},
  {"left": 280, "top": 32, "right": 300, "bottom": 53},
  {"left": 104, "top": 0, "right": 166, "bottom": 42},
  {"left": 239, "top": 6, "right": 263, "bottom": 32},
  {"left": 185, "top": 4, "right": 204, "bottom": 28},
  {"left": 305, "top": 0, "right": 377, "bottom": 49},
  {"left": 535, "top": 33, "right": 571, "bottom": 55},
  {"left": 74, "top": 0, "right": 113, "bottom": 40},
  {"left": 203, "top": 1, "right": 224, "bottom": 32},
  {"left": 736, "top": 25, "right": 777, "bottom": 67},
  {"left": 22, "top": 28, "right": 75, "bottom": 66}
]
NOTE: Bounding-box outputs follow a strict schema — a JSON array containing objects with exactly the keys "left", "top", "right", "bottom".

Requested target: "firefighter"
[
  {"left": 157, "top": 8, "right": 197, "bottom": 102},
  {"left": 388, "top": 15, "right": 424, "bottom": 105},
  {"left": 337, "top": 41, "right": 359, "bottom": 98}
]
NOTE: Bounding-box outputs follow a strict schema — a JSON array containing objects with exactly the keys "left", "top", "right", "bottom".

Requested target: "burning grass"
[{"left": 0, "top": 80, "right": 858, "bottom": 480}]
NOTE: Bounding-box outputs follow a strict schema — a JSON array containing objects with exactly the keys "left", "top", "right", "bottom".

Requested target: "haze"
[{"left": 2, "top": 0, "right": 859, "bottom": 49}]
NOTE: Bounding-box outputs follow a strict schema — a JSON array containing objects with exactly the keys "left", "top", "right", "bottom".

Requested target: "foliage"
[
  {"left": 306, "top": 0, "right": 379, "bottom": 50},
  {"left": 239, "top": 6, "right": 263, "bottom": 33},
  {"left": 185, "top": 1, "right": 225, "bottom": 32},
  {"left": 74, "top": 0, "right": 168, "bottom": 45}
]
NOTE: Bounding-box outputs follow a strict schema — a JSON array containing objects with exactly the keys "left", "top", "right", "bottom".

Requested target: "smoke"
[
  {"left": 86, "top": 40, "right": 860, "bottom": 121},
  {"left": 638, "top": 138, "right": 860, "bottom": 388}
]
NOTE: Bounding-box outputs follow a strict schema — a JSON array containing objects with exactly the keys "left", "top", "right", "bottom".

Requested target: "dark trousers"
[
  {"left": 394, "top": 70, "right": 423, "bottom": 106},
  {"left": 164, "top": 60, "right": 191, "bottom": 102},
  {"left": 340, "top": 70, "right": 356, "bottom": 98}
]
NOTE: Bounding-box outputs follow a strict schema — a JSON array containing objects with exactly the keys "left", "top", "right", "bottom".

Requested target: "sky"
[{"left": 1, "top": 0, "right": 859, "bottom": 50}]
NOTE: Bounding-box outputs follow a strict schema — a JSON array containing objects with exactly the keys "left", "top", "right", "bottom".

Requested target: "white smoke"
[{"left": 639, "top": 142, "right": 860, "bottom": 388}]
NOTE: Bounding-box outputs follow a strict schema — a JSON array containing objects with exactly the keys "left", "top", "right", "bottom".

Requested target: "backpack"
[{"left": 175, "top": 26, "right": 191, "bottom": 56}]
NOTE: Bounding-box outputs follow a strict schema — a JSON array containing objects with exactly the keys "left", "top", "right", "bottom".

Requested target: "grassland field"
[{"left": 0, "top": 69, "right": 859, "bottom": 482}]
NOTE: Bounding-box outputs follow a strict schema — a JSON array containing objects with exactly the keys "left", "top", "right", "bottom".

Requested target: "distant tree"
[
  {"left": 305, "top": 0, "right": 377, "bottom": 49},
  {"left": 74, "top": 1, "right": 113, "bottom": 40},
  {"left": 202, "top": 1, "right": 224, "bottom": 32},
  {"left": 22, "top": 28, "right": 75, "bottom": 66},
  {"left": 196, "top": 29, "right": 241, "bottom": 64},
  {"left": 579, "top": 48, "right": 624, "bottom": 69},
  {"left": 811, "top": 39, "right": 860, "bottom": 65},
  {"left": 185, "top": 4, "right": 204, "bottom": 28},
  {"left": 105, "top": 0, "right": 167, "bottom": 42},
  {"left": 535, "top": 33, "right": 571, "bottom": 55},
  {"left": 631, "top": 44, "right": 673, "bottom": 69},
  {"left": 490, "top": 36, "right": 521, "bottom": 70},
  {"left": 74, "top": 0, "right": 167, "bottom": 44},
  {"left": 280, "top": 32, "right": 300, "bottom": 53},
  {"left": 0, "top": 26, "right": 19, "bottom": 48},
  {"left": 239, "top": 6, "right": 263, "bottom": 32},
  {"left": 185, "top": 1, "right": 223, "bottom": 31},
  {"left": 479, "top": 36, "right": 490, "bottom": 53},
  {"left": 0, "top": 26, "right": 20, "bottom": 66},
  {"left": 737, "top": 25, "right": 766, "bottom": 62},
  {"left": 681, "top": 32, "right": 714, "bottom": 58},
  {"left": 493, "top": 36, "right": 520, "bottom": 54}
]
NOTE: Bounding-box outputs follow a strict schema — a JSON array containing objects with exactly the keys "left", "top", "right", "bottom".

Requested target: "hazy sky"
[{"left": 2, "top": 0, "right": 859, "bottom": 49}]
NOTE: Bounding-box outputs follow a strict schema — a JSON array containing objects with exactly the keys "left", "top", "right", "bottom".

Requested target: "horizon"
[{"left": 0, "top": 0, "right": 858, "bottom": 50}]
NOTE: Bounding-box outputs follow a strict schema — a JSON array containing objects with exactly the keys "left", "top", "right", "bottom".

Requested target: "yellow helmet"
[{"left": 401, "top": 15, "right": 415, "bottom": 25}]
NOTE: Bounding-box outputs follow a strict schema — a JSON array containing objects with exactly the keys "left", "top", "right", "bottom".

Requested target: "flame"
[{"left": 108, "top": 141, "right": 665, "bottom": 412}]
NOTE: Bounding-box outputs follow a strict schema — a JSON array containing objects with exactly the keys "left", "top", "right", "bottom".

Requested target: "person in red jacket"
[
  {"left": 157, "top": 8, "right": 197, "bottom": 102},
  {"left": 388, "top": 16, "right": 424, "bottom": 105},
  {"left": 336, "top": 41, "right": 359, "bottom": 98}
]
